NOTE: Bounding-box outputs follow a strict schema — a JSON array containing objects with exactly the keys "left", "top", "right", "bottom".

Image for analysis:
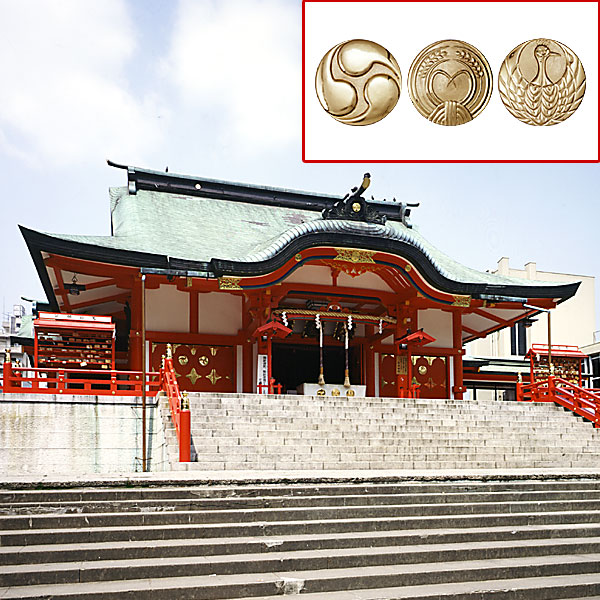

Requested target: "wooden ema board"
[
  {"left": 379, "top": 353, "right": 448, "bottom": 399},
  {"left": 531, "top": 355, "right": 581, "bottom": 385},
  {"left": 34, "top": 313, "right": 115, "bottom": 369},
  {"left": 151, "top": 343, "right": 235, "bottom": 392}
]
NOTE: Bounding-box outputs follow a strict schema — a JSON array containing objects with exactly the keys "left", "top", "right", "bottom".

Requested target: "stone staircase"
[
  {"left": 2, "top": 478, "right": 600, "bottom": 598},
  {"left": 160, "top": 393, "right": 600, "bottom": 470}
]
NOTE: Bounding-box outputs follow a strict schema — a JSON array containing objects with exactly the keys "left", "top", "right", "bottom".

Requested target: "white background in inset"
[{"left": 304, "top": 1, "right": 598, "bottom": 161}]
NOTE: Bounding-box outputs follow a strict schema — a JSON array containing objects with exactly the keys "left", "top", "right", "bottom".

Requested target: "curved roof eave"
[{"left": 20, "top": 224, "right": 580, "bottom": 306}]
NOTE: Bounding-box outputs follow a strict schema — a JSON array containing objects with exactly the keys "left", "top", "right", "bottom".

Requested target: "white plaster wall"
[
  {"left": 337, "top": 271, "right": 394, "bottom": 292},
  {"left": 198, "top": 292, "right": 242, "bottom": 336},
  {"left": 285, "top": 265, "right": 332, "bottom": 285},
  {"left": 146, "top": 285, "right": 189, "bottom": 333},
  {"left": 418, "top": 309, "right": 453, "bottom": 348}
]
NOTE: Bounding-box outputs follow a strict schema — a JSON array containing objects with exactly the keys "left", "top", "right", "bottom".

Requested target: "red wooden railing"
[
  {"left": 1, "top": 361, "right": 160, "bottom": 396},
  {"left": 161, "top": 354, "right": 191, "bottom": 462},
  {"left": 517, "top": 375, "right": 600, "bottom": 428}
]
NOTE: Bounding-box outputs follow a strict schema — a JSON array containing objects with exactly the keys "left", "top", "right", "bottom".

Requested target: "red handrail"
[
  {"left": 161, "top": 355, "right": 191, "bottom": 462},
  {"left": 518, "top": 375, "right": 600, "bottom": 428},
  {"left": 1, "top": 361, "right": 159, "bottom": 396}
]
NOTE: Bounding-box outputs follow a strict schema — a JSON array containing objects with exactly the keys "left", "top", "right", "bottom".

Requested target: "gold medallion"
[
  {"left": 498, "top": 38, "right": 585, "bottom": 126},
  {"left": 408, "top": 40, "right": 492, "bottom": 126},
  {"left": 315, "top": 39, "right": 401, "bottom": 125},
  {"left": 331, "top": 388, "right": 340, "bottom": 396}
]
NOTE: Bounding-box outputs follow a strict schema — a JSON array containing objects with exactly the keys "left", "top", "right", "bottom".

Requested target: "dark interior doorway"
[{"left": 272, "top": 343, "right": 362, "bottom": 392}]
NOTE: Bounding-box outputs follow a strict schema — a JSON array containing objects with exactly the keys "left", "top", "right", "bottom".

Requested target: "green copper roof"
[{"left": 37, "top": 186, "right": 568, "bottom": 290}]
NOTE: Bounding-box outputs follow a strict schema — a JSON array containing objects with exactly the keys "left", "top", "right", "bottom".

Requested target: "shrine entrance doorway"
[{"left": 272, "top": 342, "right": 362, "bottom": 393}]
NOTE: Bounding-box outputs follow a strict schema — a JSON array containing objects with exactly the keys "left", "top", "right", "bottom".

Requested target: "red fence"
[
  {"left": 161, "top": 355, "right": 191, "bottom": 462},
  {"left": 1, "top": 362, "right": 160, "bottom": 396},
  {"left": 517, "top": 375, "right": 600, "bottom": 428}
]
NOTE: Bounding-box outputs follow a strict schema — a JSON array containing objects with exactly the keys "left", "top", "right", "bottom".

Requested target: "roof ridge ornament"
[
  {"left": 322, "top": 173, "right": 387, "bottom": 225},
  {"left": 322, "top": 174, "right": 419, "bottom": 228}
]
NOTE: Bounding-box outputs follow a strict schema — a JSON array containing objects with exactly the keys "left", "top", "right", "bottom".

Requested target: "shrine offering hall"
[{"left": 21, "top": 164, "right": 578, "bottom": 399}]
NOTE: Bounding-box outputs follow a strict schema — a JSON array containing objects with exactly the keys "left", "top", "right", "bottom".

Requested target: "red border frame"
[{"left": 301, "top": 0, "right": 600, "bottom": 163}]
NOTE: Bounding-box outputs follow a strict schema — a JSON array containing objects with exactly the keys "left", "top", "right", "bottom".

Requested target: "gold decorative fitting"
[
  {"left": 218, "top": 277, "right": 242, "bottom": 290},
  {"left": 346, "top": 389, "right": 355, "bottom": 397},
  {"left": 206, "top": 368, "right": 222, "bottom": 386},
  {"left": 452, "top": 295, "right": 472, "bottom": 307},
  {"left": 166, "top": 344, "right": 173, "bottom": 359},
  {"left": 294, "top": 253, "right": 302, "bottom": 262},
  {"left": 190, "top": 347, "right": 197, "bottom": 356},
  {"left": 186, "top": 368, "right": 201, "bottom": 385},
  {"left": 334, "top": 248, "right": 376, "bottom": 264},
  {"left": 210, "top": 347, "right": 217, "bottom": 356},
  {"left": 3, "top": 348, "right": 10, "bottom": 363},
  {"left": 181, "top": 391, "right": 190, "bottom": 410},
  {"left": 178, "top": 355, "right": 189, "bottom": 366},
  {"left": 199, "top": 356, "right": 209, "bottom": 367},
  {"left": 405, "top": 264, "right": 412, "bottom": 272},
  {"left": 186, "top": 277, "right": 193, "bottom": 288},
  {"left": 316, "top": 389, "right": 326, "bottom": 396},
  {"left": 418, "top": 365, "right": 428, "bottom": 375},
  {"left": 351, "top": 202, "right": 361, "bottom": 213},
  {"left": 331, "top": 388, "right": 340, "bottom": 396}
]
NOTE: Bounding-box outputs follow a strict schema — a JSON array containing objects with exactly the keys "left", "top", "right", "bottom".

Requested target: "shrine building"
[{"left": 20, "top": 163, "right": 579, "bottom": 399}]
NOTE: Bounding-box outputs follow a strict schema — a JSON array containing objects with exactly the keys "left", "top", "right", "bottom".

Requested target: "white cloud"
[
  {"left": 164, "top": 0, "right": 300, "bottom": 153},
  {"left": 0, "top": 0, "right": 166, "bottom": 167}
]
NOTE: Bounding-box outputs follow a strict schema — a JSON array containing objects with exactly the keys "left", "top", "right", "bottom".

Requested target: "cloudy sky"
[{"left": 0, "top": 0, "right": 598, "bottom": 331}]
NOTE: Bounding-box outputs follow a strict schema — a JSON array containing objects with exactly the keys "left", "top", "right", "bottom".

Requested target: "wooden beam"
[
  {"left": 52, "top": 267, "right": 71, "bottom": 312},
  {"left": 68, "top": 291, "right": 131, "bottom": 311}
]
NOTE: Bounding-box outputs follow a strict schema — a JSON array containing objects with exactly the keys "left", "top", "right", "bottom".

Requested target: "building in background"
[
  {"left": 466, "top": 258, "right": 598, "bottom": 399},
  {"left": 0, "top": 304, "right": 25, "bottom": 352}
]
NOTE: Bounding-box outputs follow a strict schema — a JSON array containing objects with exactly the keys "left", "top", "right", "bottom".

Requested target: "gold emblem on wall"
[
  {"left": 199, "top": 356, "right": 209, "bottom": 367},
  {"left": 317, "top": 389, "right": 326, "bottom": 396},
  {"left": 331, "top": 388, "right": 340, "bottom": 396},
  {"left": 206, "top": 368, "right": 222, "bottom": 386},
  {"left": 346, "top": 389, "right": 355, "bottom": 397},
  {"left": 178, "top": 355, "right": 189, "bottom": 366},
  {"left": 418, "top": 365, "right": 428, "bottom": 375},
  {"left": 186, "top": 368, "right": 201, "bottom": 385}
]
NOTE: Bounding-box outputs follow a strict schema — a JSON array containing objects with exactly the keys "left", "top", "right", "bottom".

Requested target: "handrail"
[
  {"left": 1, "top": 361, "right": 159, "bottom": 396},
  {"left": 517, "top": 375, "right": 600, "bottom": 428},
  {"left": 160, "top": 354, "right": 191, "bottom": 462}
]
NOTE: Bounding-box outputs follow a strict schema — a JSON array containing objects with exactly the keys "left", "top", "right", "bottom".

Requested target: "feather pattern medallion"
[{"left": 499, "top": 38, "right": 585, "bottom": 126}]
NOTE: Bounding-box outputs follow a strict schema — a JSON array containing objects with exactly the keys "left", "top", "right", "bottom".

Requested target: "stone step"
[
  {"left": 4, "top": 499, "right": 600, "bottom": 532},
  {"left": 6, "top": 489, "right": 600, "bottom": 515},
  {"left": 3, "top": 554, "right": 600, "bottom": 599},
  {"left": 4, "top": 537, "right": 600, "bottom": 587},
  {"left": 4, "top": 508, "right": 600, "bottom": 546},
  {"left": 2, "top": 524, "right": 600, "bottom": 565},
  {"left": 4, "top": 480, "right": 600, "bottom": 503}
]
